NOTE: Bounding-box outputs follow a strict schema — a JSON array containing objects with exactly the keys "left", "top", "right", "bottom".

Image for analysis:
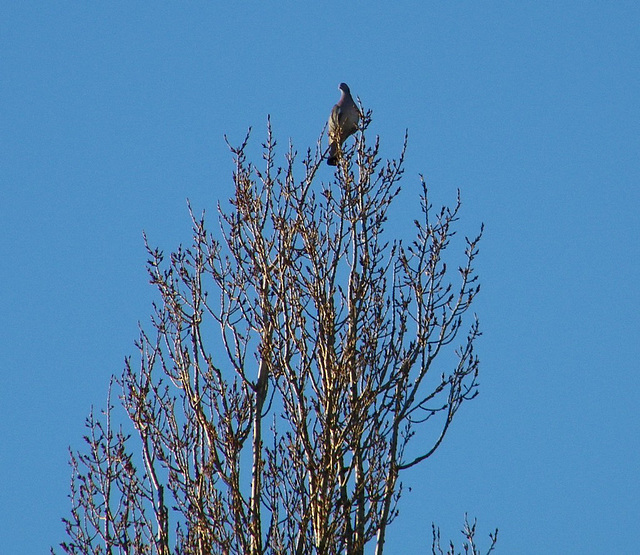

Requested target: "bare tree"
[
  {"left": 432, "top": 516, "right": 498, "bottom": 555},
  {"left": 56, "top": 108, "right": 493, "bottom": 554}
]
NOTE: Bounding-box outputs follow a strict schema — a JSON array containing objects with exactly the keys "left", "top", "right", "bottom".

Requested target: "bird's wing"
[{"left": 328, "top": 104, "right": 342, "bottom": 142}]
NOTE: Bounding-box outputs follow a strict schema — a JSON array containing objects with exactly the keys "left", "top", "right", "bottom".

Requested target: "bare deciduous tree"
[
  {"left": 431, "top": 516, "right": 498, "bottom": 555},
  {"left": 56, "top": 108, "right": 495, "bottom": 554}
]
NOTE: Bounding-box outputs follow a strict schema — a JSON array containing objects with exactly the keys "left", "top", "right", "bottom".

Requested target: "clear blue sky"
[{"left": 1, "top": 3, "right": 638, "bottom": 553}]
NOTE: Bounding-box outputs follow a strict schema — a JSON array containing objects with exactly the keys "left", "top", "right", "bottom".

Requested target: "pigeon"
[{"left": 327, "top": 83, "right": 359, "bottom": 166}]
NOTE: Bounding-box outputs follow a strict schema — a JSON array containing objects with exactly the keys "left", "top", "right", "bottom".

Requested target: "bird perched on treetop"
[{"left": 327, "top": 83, "right": 359, "bottom": 166}]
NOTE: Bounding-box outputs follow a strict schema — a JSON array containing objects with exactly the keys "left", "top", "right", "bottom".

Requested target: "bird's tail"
[{"left": 327, "top": 142, "right": 338, "bottom": 166}]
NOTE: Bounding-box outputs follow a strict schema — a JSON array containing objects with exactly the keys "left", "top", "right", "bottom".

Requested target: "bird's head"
[{"left": 338, "top": 82, "right": 350, "bottom": 94}]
